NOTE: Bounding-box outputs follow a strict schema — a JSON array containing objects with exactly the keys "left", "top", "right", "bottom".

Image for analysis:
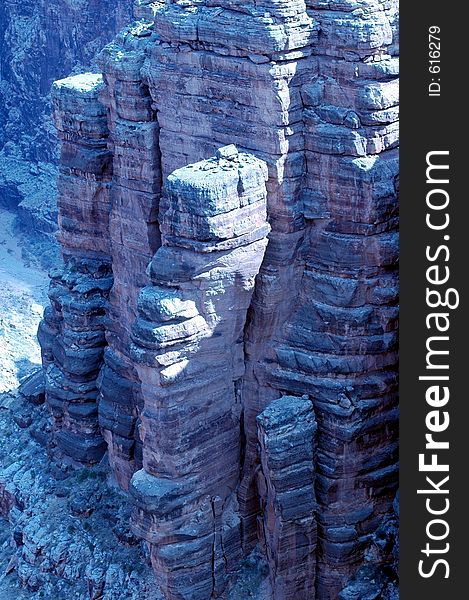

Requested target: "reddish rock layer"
[
  {"left": 96, "top": 22, "right": 162, "bottom": 490},
  {"left": 38, "top": 75, "right": 113, "bottom": 465},
  {"left": 129, "top": 148, "right": 270, "bottom": 599},
  {"left": 39, "top": 1, "right": 399, "bottom": 598},
  {"left": 257, "top": 396, "right": 318, "bottom": 600}
]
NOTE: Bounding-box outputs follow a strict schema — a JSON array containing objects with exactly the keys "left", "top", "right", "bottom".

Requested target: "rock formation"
[
  {"left": 129, "top": 148, "right": 270, "bottom": 598},
  {"left": 257, "top": 396, "right": 317, "bottom": 600},
  {"left": 96, "top": 23, "right": 162, "bottom": 489},
  {"left": 38, "top": 74, "right": 113, "bottom": 465},
  {"left": 38, "top": 1, "right": 399, "bottom": 598}
]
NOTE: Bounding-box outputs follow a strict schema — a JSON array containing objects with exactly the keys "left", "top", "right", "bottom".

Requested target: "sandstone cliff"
[{"left": 33, "top": 1, "right": 399, "bottom": 598}]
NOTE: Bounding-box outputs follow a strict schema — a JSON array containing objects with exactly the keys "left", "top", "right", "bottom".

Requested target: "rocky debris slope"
[
  {"left": 0, "top": 0, "right": 133, "bottom": 163},
  {"left": 0, "top": 160, "right": 58, "bottom": 269},
  {"left": 0, "top": 380, "right": 271, "bottom": 600},
  {"left": 35, "top": 1, "right": 399, "bottom": 598},
  {"left": 0, "top": 386, "right": 159, "bottom": 600},
  {"left": 0, "top": 209, "right": 48, "bottom": 393}
]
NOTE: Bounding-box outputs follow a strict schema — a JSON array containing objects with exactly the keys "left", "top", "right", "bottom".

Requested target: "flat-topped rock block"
[
  {"left": 52, "top": 73, "right": 110, "bottom": 143},
  {"left": 160, "top": 148, "right": 270, "bottom": 243},
  {"left": 130, "top": 469, "right": 185, "bottom": 516},
  {"left": 154, "top": 2, "right": 319, "bottom": 54},
  {"left": 53, "top": 73, "right": 104, "bottom": 95},
  {"left": 18, "top": 370, "right": 46, "bottom": 405},
  {"left": 165, "top": 148, "right": 268, "bottom": 217},
  {"left": 215, "top": 144, "right": 239, "bottom": 160},
  {"left": 128, "top": 145, "right": 270, "bottom": 598}
]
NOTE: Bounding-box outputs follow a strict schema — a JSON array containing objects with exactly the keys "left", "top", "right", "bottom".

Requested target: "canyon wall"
[
  {"left": 39, "top": 1, "right": 399, "bottom": 598},
  {"left": 0, "top": 0, "right": 133, "bottom": 162},
  {"left": 0, "top": 0, "right": 133, "bottom": 261}
]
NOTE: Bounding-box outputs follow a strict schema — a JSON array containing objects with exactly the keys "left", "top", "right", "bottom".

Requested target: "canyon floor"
[
  {"left": 0, "top": 209, "right": 158, "bottom": 597},
  {"left": 0, "top": 206, "right": 397, "bottom": 600},
  {"left": 0, "top": 208, "right": 47, "bottom": 394}
]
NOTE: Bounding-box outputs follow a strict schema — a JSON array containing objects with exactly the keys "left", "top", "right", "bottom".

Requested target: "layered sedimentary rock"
[
  {"left": 39, "top": 0, "right": 399, "bottom": 598},
  {"left": 38, "top": 75, "right": 113, "bottom": 464},
  {"left": 129, "top": 148, "right": 270, "bottom": 599},
  {"left": 96, "top": 21, "right": 161, "bottom": 489},
  {"left": 257, "top": 396, "right": 317, "bottom": 600},
  {"left": 270, "top": 3, "right": 399, "bottom": 595}
]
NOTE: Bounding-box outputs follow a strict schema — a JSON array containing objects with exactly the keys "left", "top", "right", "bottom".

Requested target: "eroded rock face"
[
  {"left": 257, "top": 396, "right": 318, "bottom": 600},
  {"left": 39, "top": 1, "right": 399, "bottom": 598},
  {"left": 96, "top": 21, "right": 161, "bottom": 490},
  {"left": 129, "top": 149, "right": 270, "bottom": 598}
]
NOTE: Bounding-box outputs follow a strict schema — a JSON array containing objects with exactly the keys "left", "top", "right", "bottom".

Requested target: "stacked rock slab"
[
  {"left": 257, "top": 396, "right": 318, "bottom": 600},
  {"left": 129, "top": 148, "right": 270, "bottom": 599},
  {"left": 96, "top": 21, "right": 162, "bottom": 489},
  {"left": 38, "top": 74, "right": 113, "bottom": 464}
]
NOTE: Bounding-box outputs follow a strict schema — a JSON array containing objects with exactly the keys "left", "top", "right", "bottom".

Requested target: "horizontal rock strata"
[
  {"left": 96, "top": 21, "right": 161, "bottom": 490},
  {"left": 273, "top": 3, "right": 399, "bottom": 596},
  {"left": 257, "top": 396, "right": 317, "bottom": 600},
  {"left": 38, "top": 75, "right": 113, "bottom": 465},
  {"left": 129, "top": 148, "right": 270, "bottom": 599},
  {"left": 39, "top": 0, "right": 399, "bottom": 597}
]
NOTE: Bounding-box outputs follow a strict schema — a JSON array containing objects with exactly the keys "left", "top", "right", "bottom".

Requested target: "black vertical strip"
[{"left": 400, "top": 3, "right": 467, "bottom": 598}]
